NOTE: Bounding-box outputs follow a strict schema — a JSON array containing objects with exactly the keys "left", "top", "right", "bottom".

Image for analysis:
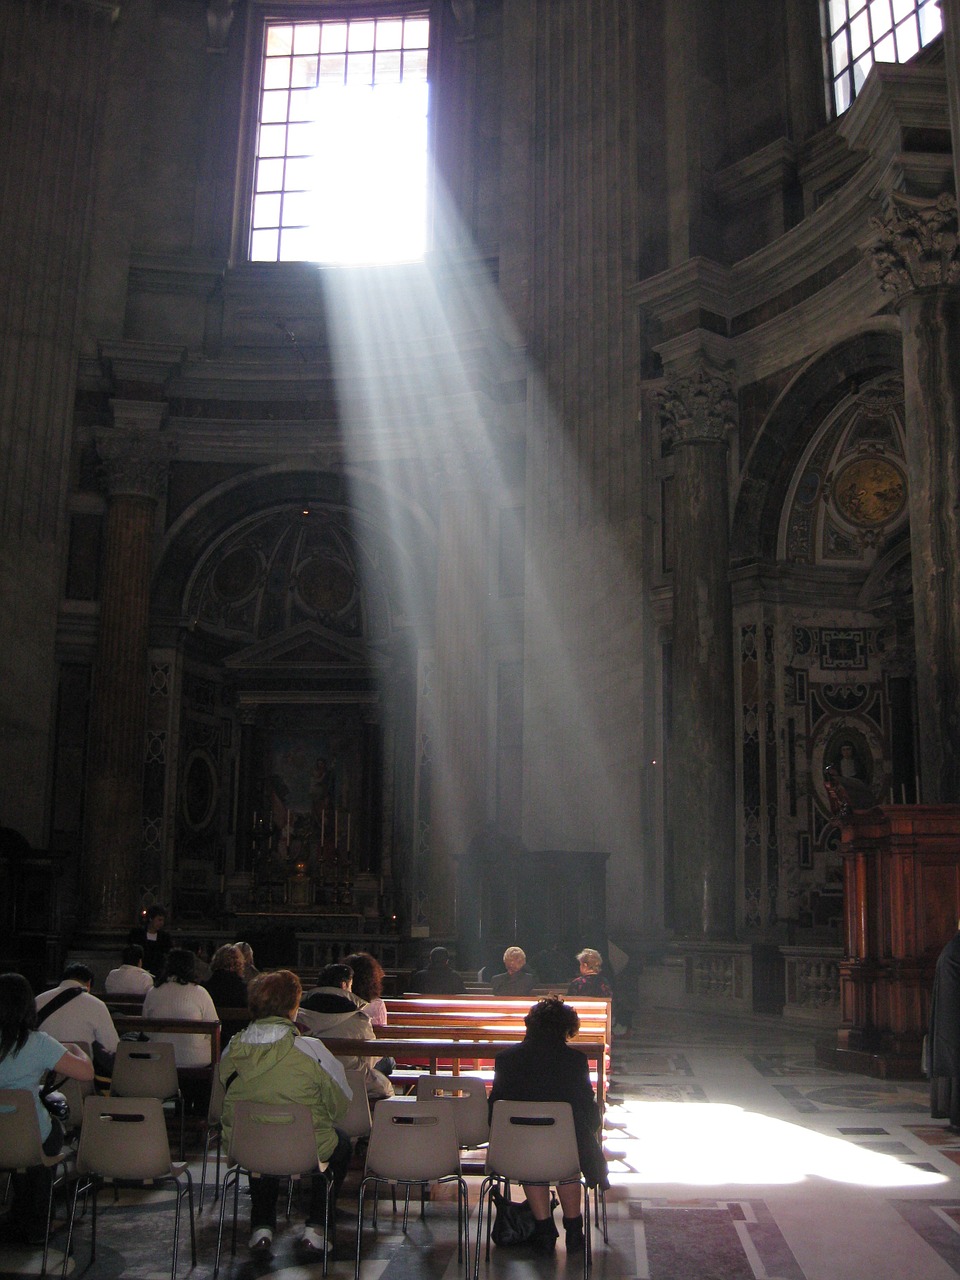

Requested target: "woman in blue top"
[{"left": 0, "top": 972, "right": 94, "bottom": 1244}]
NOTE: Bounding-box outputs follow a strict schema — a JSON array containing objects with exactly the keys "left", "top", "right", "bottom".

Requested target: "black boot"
[
  {"left": 530, "top": 1216, "right": 559, "bottom": 1253},
  {"left": 562, "top": 1215, "right": 585, "bottom": 1252}
]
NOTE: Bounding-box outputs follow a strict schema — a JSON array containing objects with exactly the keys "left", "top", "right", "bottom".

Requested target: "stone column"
[
  {"left": 659, "top": 359, "right": 737, "bottom": 939},
  {"left": 940, "top": 0, "right": 960, "bottom": 202},
  {"left": 873, "top": 190, "right": 960, "bottom": 801},
  {"left": 82, "top": 403, "right": 172, "bottom": 938},
  {"left": 428, "top": 462, "right": 490, "bottom": 938}
]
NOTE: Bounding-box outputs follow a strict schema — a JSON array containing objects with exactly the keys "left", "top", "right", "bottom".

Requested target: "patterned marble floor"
[{"left": 3, "top": 1005, "right": 958, "bottom": 1280}]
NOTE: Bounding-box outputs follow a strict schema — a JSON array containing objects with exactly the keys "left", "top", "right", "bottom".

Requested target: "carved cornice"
[
  {"left": 207, "top": 0, "right": 237, "bottom": 50},
  {"left": 96, "top": 423, "right": 176, "bottom": 501},
  {"left": 658, "top": 358, "right": 738, "bottom": 448},
  {"left": 871, "top": 190, "right": 960, "bottom": 301},
  {"left": 450, "top": 0, "right": 476, "bottom": 40}
]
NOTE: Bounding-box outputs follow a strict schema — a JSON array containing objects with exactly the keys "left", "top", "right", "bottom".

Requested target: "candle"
[
  {"left": 347, "top": 814, "right": 351, "bottom": 851},
  {"left": 321, "top": 811, "right": 326, "bottom": 844},
  {"left": 915, "top": 775, "right": 921, "bottom": 803},
  {"left": 335, "top": 811, "right": 339, "bottom": 846}
]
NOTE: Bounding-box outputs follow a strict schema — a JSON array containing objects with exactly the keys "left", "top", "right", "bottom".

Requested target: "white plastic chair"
[
  {"left": 355, "top": 1097, "right": 470, "bottom": 1280},
  {"left": 0, "top": 1088, "right": 75, "bottom": 1278},
  {"left": 341, "top": 1067, "right": 373, "bottom": 1140},
  {"left": 415, "top": 1074, "right": 489, "bottom": 1149},
  {"left": 63, "top": 1095, "right": 196, "bottom": 1280},
  {"left": 110, "top": 1040, "right": 185, "bottom": 1158},
  {"left": 475, "top": 1100, "right": 591, "bottom": 1280},
  {"left": 213, "top": 1100, "right": 333, "bottom": 1278}
]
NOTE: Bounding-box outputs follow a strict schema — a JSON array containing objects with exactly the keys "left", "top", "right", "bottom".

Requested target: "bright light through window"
[
  {"left": 251, "top": 15, "right": 430, "bottom": 266},
  {"left": 825, "top": 0, "right": 942, "bottom": 115}
]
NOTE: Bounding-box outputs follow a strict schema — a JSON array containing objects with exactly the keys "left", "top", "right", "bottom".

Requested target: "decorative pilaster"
[
  {"left": 659, "top": 358, "right": 738, "bottom": 939},
  {"left": 872, "top": 191, "right": 960, "bottom": 802},
  {"left": 82, "top": 403, "right": 173, "bottom": 936}
]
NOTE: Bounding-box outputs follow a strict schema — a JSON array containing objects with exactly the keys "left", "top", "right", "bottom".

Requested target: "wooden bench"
[{"left": 385, "top": 995, "right": 610, "bottom": 1046}]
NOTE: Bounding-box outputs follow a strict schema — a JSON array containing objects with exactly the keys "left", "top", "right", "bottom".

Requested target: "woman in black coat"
[{"left": 488, "top": 996, "right": 608, "bottom": 1253}]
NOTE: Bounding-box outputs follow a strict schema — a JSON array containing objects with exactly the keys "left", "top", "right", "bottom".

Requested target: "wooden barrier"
[{"left": 112, "top": 1015, "right": 222, "bottom": 1064}]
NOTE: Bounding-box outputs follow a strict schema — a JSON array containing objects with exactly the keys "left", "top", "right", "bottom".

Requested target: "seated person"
[
  {"left": 220, "top": 970, "right": 351, "bottom": 1258},
  {"left": 567, "top": 948, "right": 613, "bottom": 999},
  {"left": 489, "top": 996, "right": 608, "bottom": 1254},
  {"left": 491, "top": 946, "right": 538, "bottom": 996},
  {"left": 409, "top": 946, "right": 466, "bottom": 995},
  {"left": 35, "top": 961, "right": 119, "bottom": 1077},
  {"left": 0, "top": 972, "right": 94, "bottom": 1246},
  {"left": 203, "top": 944, "right": 249, "bottom": 1010},
  {"left": 104, "top": 943, "right": 155, "bottom": 996},
  {"left": 235, "top": 941, "right": 260, "bottom": 984},
  {"left": 143, "top": 947, "right": 218, "bottom": 1113},
  {"left": 298, "top": 963, "right": 393, "bottom": 1100}
]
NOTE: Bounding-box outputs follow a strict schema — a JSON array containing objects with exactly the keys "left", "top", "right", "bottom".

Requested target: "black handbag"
[
  {"left": 40, "top": 1072, "right": 70, "bottom": 1123},
  {"left": 490, "top": 1187, "right": 537, "bottom": 1246}
]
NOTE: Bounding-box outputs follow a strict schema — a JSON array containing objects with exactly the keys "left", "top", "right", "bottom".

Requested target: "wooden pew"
[
  {"left": 384, "top": 995, "right": 610, "bottom": 1047},
  {"left": 112, "top": 1015, "right": 222, "bottom": 1063},
  {"left": 316, "top": 1035, "right": 608, "bottom": 1103}
]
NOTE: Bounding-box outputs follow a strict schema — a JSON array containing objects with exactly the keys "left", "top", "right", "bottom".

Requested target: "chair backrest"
[
  {"left": 486, "top": 1101, "right": 581, "bottom": 1183},
  {"left": 78, "top": 1095, "right": 175, "bottom": 1180},
  {"left": 110, "top": 1040, "right": 180, "bottom": 1099},
  {"left": 341, "top": 1068, "right": 372, "bottom": 1139},
  {"left": 365, "top": 1097, "right": 461, "bottom": 1183},
  {"left": 228, "top": 1100, "right": 322, "bottom": 1178},
  {"left": 207, "top": 1066, "right": 226, "bottom": 1125},
  {"left": 415, "top": 1074, "right": 489, "bottom": 1147},
  {"left": 0, "top": 1088, "right": 45, "bottom": 1170}
]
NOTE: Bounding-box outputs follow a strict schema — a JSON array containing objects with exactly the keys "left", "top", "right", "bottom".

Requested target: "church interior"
[
  {"left": 3, "top": 0, "right": 960, "bottom": 1081},
  {"left": 5, "top": 0, "right": 960, "bottom": 1277}
]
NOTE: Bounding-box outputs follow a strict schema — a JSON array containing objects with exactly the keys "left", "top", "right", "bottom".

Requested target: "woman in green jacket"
[{"left": 219, "top": 969, "right": 351, "bottom": 1257}]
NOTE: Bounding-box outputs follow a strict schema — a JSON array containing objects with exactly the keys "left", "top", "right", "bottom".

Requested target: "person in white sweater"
[
  {"left": 143, "top": 948, "right": 218, "bottom": 1114},
  {"left": 104, "top": 944, "right": 155, "bottom": 996}
]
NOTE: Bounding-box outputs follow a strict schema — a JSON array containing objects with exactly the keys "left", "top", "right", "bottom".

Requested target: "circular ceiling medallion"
[
  {"left": 211, "top": 546, "right": 261, "bottom": 602},
  {"left": 832, "top": 456, "right": 906, "bottom": 528},
  {"left": 297, "top": 557, "right": 354, "bottom": 614}
]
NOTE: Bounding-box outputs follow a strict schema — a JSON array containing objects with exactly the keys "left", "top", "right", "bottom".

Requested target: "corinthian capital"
[
  {"left": 658, "top": 358, "right": 738, "bottom": 447},
  {"left": 871, "top": 190, "right": 960, "bottom": 301},
  {"left": 96, "top": 424, "right": 176, "bottom": 501}
]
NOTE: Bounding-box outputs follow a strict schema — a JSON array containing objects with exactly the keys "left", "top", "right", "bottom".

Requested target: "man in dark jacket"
[
  {"left": 929, "top": 924, "right": 960, "bottom": 1130},
  {"left": 410, "top": 946, "right": 466, "bottom": 995}
]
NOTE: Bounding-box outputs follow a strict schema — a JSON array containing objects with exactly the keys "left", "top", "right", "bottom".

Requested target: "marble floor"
[{"left": 3, "top": 1005, "right": 958, "bottom": 1280}]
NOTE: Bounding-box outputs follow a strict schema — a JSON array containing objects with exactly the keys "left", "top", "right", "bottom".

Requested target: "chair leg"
[
  {"left": 356, "top": 1177, "right": 370, "bottom": 1280},
  {"left": 213, "top": 1166, "right": 238, "bottom": 1280},
  {"left": 321, "top": 1168, "right": 333, "bottom": 1278}
]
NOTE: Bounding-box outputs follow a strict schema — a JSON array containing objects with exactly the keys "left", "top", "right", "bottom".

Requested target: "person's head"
[
  {"left": 145, "top": 905, "right": 166, "bottom": 930},
  {"left": 841, "top": 743, "right": 854, "bottom": 758},
  {"left": 158, "top": 948, "right": 196, "bottom": 986},
  {"left": 210, "top": 944, "right": 244, "bottom": 975},
  {"left": 344, "top": 952, "right": 384, "bottom": 1003},
  {"left": 234, "top": 942, "right": 254, "bottom": 969},
  {"left": 62, "top": 962, "right": 94, "bottom": 989},
  {"left": 248, "top": 970, "right": 302, "bottom": 1021},
  {"left": 524, "top": 995, "right": 579, "bottom": 1043},
  {"left": 428, "top": 946, "right": 450, "bottom": 970},
  {"left": 503, "top": 946, "right": 526, "bottom": 975},
  {"left": 0, "top": 972, "right": 37, "bottom": 1062},
  {"left": 576, "top": 948, "right": 602, "bottom": 976},
  {"left": 318, "top": 962, "right": 353, "bottom": 991},
  {"left": 121, "top": 944, "right": 144, "bottom": 968}
]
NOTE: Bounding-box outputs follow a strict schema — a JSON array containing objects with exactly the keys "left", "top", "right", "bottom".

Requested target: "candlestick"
[
  {"left": 321, "top": 810, "right": 325, "bottom": 844},
  {"left": 347, "top": 814, "right": 351, "bottom": 851},
  {"left": 335, "top": 811, "right": 339, "bottom": 846}
]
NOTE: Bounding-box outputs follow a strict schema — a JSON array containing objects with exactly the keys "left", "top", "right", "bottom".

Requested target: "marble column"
[
  {"left": 429, "top": 466, "right": 490, "bottom": 938},
  {"left": 82, "top": 403, "right": 172, "bottom": 937},
  {"left": 873, "top": 190, "right": 960, "bottom": 802},
  {"left": 659, "top": 359, "right": 737, "bottom": 939}
]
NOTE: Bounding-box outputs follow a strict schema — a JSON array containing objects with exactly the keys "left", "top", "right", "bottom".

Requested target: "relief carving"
[{"left": 96, "top": 428, "right": 174, "bottom": 501}]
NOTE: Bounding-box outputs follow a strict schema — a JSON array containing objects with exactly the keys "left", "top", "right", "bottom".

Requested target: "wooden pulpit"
[{"left": 816, "top": 805, "right": 960, "bottom": 1078}]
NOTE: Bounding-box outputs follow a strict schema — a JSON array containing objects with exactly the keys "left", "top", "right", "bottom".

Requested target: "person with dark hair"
[
  {"left": 488, "top": 996, "right": 608, "bottom": 1254},
  {"left": 344, "top": 951, "right": 394, "bottom": 1076},
  {"left": 127, "top": 904, "right": 172, "bottom": 977},
  {"left": 298, "top": 963, "right": 393, "bottom": 1100},
  {"left": 0, "top": 972, "right": 94, "bottom": 1244},
  {"left": 219, "top": 970, "right": 351, "bottom": 1257},
  {"left": 104, "top": 943, "right": 155, "bottom": 996},
  {"left": 35, "top": 962, "right": 119, "bottom": 1076},
  {"left": 409, "top": 946, "right": 466, "bottom": 995},
  {"left": 143, "top": 948, "right": 217, "bottom": 1112},
  {"left": 203, "top": 944, "right": 249, "bottom": 1011}
]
